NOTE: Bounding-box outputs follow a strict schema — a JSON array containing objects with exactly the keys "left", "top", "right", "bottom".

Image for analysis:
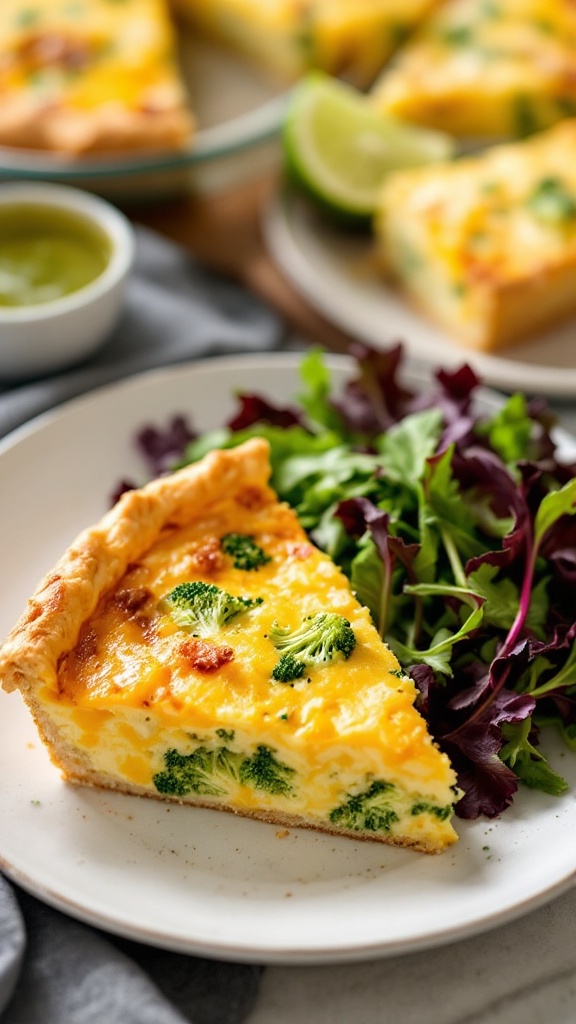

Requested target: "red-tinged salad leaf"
[
  {"left": 125, "top": 343, "right": 576, "bottom": 820},
  {"left": 109, "top": 414, "right": 198, "bottom": 502},
  {"left": 227, "top": 394, "right": 304, "bottom": 431},
  {"left": 138, "top": 415, "right": 197, "bottom": 476}
]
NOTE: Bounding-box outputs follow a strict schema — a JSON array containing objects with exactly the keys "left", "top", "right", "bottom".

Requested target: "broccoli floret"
[
  {"left": 153, "top": 746, "right": 244, "bottom": 797},
  {"left": 239, "top": 745, "right": 295, "bottom": 796},
  {"left": 153, "top": 743, "right": 296, "bottom": 799},
  {"left": 329, "top": 780, "right": 399, "bottom": 833},
  {"left": 272, "top": 653, "right": 307, "bottom": 683},
  {"left": 163, "top": 581, "right": 262, "bottom": 636},
  {"left": 411, "top": 800, "right": 452, "bottom": 821},
  {"left": 270, "top": 612, "right": 356, "bottom": 682},
  {"left": 221, "top": 532, "right": 271, "bottom": 571}
]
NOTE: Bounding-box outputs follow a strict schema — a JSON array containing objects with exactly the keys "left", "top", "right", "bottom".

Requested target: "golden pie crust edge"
[
  {"left": 0, "top": 94, "right": 194, "bottom": 154},
  {"left": 0, "top": 437, "right": 273, "bottom": 698}
]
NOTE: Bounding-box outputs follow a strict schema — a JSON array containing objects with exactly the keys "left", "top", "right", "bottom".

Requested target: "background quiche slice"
[
  {"left": 0, "top": 0, "right": 193, "bottom": 153},
  {"left": 0, "top": 438, "right": 459, "bottom": 854},
  {"left": 371, "top": 0, "right": 576, "bottom": 139},
  {"left": 375, "top": 119, "right": 576, "bottom": 351},
  {"left": 174, "top": 0, "right": 443, "bottom": 86}
]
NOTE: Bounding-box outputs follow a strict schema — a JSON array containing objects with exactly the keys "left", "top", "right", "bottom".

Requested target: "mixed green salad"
[{"left": 119, "top": 343, "right": 576, "bottom": 821}]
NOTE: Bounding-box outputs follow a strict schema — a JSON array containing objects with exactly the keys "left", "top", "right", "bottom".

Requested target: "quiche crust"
[{"left": 0, "top": 94, "right": 194, "bottom": 155}]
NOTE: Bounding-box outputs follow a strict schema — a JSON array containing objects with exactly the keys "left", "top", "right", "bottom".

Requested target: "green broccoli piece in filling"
[
  {"left": 271, "top": 653, "right": 307, "bottom": 683},
  {"left": 162, "top": 581, "right": 262, "bottom": 636},
  {"left": 153, "top": 746, "right": 245, "bottom": 797},
  {"left": 270, "top": 612, "right": 356, "bottom": 682},
  {"left": 411, "top": 800, "right": 452, "bottom": 821},
  {"left": 239, "top": 745, "right": 295, "bottom": 796},
  {"left": 221, "top": 533, "right": 271, "bottom": 571},
  {"left": 329, "top": 780, "right": 399, "bottom": 833},
  {"left": 153, "top": 743, "right": 295, "bottom": 799}
]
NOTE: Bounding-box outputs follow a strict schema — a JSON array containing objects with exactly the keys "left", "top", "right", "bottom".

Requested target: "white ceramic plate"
[
  {"left": 0, "top": 35, "right": 289, "bottom": 199},
  {"left": 265, "top": 189, "right": 576, "bottom": 399},
  {"left": 1, "top": 354, "right": 576, "bottom": 965}
]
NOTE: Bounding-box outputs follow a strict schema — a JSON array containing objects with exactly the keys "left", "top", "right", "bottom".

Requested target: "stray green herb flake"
[
  {"left": 438, "top": 24, "right": 475, "bottom": 47},
  {"left": 527, "top": 177, "right": 576, "bottom": 224},
  {"left": 388, "top": 21, "right": 411, "bottom": 46},
  {"left": 389, "top": 668, "right": 406, "bottom": 679},
  {"left": 512, "top": 95, "right": 540, "bottom": 137},
  {"left": 15, "top": 7, "right": 40, "bottom": 26},
  {"left": 556, "top": 96, "right": 576, "bottom": 118},
  {"left": 480, "top": 0, "right": 502, "bottom": 16}
]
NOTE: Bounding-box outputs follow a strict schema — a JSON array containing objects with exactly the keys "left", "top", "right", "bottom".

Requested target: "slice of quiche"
[
  {"left": 374, "top": 118, "right": 576, "bottom": 351},
  {"left": 371, "top": 0, "right": 576, "bottom": 139},
  {"left": 0, "top": 439, "right": 459, "bottom": 853},
  {"left": 0, "top": 0, "right": 193, "bottom": 153},
  {"left": 175, "top": 0, "right": 442, "bottom": 86}
]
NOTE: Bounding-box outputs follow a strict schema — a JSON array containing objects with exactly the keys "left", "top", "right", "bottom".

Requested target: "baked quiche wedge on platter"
[
  {"left": 1, "top": 354, "right": 576, "bottom": 963},
  {"left": 0, "top": 437, "right": 459, "bottom": 855}
]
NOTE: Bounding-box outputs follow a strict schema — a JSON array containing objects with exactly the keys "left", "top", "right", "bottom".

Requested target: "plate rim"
[
  {"left": 2, "top": 846, "right": 575, "bottom": 965},
  {"left": 2, "top": 352, "right": 576, "bottom": 965}
]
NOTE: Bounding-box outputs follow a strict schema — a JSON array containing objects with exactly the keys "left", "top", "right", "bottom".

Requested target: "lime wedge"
[{"left": 282, "top": 72, "right": 456, "bottom": 223}]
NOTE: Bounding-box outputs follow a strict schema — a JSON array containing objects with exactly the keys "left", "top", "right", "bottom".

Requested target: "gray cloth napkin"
[{"left": 0, "top": 223, "right": 282, "bottom": 1023}]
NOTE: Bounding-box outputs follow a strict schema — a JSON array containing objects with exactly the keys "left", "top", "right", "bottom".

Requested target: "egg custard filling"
[{"left": 0, "top": 439, "right": 459, "bottom": 853}]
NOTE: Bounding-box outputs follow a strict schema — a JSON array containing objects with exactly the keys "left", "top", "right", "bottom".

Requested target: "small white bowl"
[{"left": 0, "top": 182, "right": 135, "bottom": 381}]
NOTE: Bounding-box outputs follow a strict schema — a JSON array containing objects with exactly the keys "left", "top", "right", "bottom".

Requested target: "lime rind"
[{"left": 282, "top": 71, "right": 456, "bottom": 222}]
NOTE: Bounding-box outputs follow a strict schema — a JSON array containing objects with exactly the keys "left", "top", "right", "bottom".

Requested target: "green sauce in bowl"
[{"left": 0, "top": 204, "right": 111, "bottom": 307}]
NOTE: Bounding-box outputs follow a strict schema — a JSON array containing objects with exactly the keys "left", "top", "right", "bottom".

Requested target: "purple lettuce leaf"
[
  {"left": 137, "top": 415, "right": 197, "bottom": 477},
  {"left": 227, "top": 394, "right": 304, "bottom": 431}
]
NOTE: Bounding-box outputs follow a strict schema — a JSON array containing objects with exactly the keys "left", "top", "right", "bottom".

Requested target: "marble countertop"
[{"left": 248, "top": 884, "right": 576, "bottom": 1024}]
